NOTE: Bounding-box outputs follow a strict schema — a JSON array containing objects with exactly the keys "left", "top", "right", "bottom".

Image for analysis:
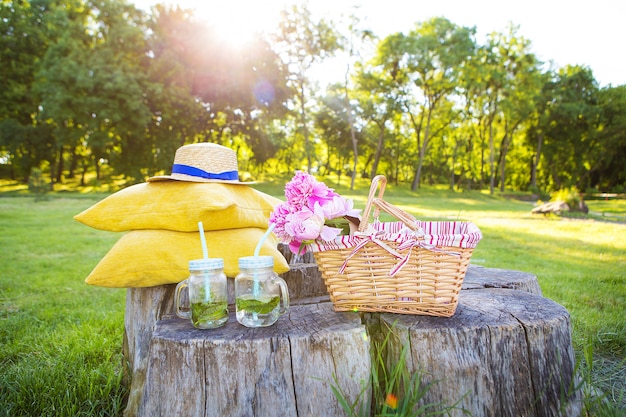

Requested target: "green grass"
[
  {"left": 0, "top": 194, "right": 126, "bottom": 417},
  {"left": 587, "top": 199, "right": 626, "bottom": 223},
  {"left": 1, "top": 178, "right": 625, "bottom": 415}
]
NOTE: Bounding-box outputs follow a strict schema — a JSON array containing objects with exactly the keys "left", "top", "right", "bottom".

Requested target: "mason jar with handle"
[
  {"left": 175, "top": 258, "right": 228, "bottom": 329},
  {"left": 235, "top": 256, "right": 289, "bottom": 327}
]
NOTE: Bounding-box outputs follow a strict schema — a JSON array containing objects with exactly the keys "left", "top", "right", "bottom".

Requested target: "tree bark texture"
[
  {"left": 378, "top": 289, "right": 581, "bottom": 417},
  {"left": 138, "top": 303, "right": 369, "bottom": 417},
  {"left": 123, "top": 263, "right": 579, "bottom": 417}
]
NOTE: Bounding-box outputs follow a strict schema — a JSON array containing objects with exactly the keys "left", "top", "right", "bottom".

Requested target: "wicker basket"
[{"left": 308, "top": 175, "right": 481, "bottom": 317}]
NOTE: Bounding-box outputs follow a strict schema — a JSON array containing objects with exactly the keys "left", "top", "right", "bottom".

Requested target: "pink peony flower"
[
  {"left": 283, "top": 207, "right": 342, "bottom": 255},
  {"left": 315, "top": 196, "right": 360, "bottom": 219},
  {"left": 284, "top": 208, "right": 324, "bottom": 241},
  {"left": 269, "top": 201, "right": 294, "bottom": 241},
  {"left": 288, "top": 239, "right": 304, "bottom": 255},
  {"left": 285, "top": 171, "right": 335, "bottom": 209},
  {"left": 269, "top": 171, "right": 361, "bottom": 254}
]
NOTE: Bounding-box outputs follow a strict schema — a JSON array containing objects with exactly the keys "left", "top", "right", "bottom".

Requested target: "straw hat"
[{"left": 147, "top": 143, "right": 254, "bottom": 184}]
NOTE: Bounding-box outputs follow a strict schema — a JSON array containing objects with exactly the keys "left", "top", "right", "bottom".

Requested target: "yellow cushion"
[
  {"left": 85, "top": 228, "right": 290, "bottom": 288},
  {"left": 74, "top": 182, "right": 282, "bottom": 232}
]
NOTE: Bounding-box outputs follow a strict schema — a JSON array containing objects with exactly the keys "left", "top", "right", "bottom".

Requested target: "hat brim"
[{"left": 146, "top": 173, "right": 255, "bottom": 184}]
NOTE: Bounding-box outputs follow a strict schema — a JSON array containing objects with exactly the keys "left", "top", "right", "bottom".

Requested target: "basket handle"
[{"left": 358, "top": 175, "right": 418, "bottom": 232}]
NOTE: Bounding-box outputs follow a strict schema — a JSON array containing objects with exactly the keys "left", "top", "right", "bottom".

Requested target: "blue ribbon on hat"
[{"left": 172, "top": 164, "right": 239, "bottom": 181}]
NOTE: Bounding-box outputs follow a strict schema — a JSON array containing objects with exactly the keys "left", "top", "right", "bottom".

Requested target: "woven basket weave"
[{"left": 309, "top": 175, "right": 481, "bottom": 317}]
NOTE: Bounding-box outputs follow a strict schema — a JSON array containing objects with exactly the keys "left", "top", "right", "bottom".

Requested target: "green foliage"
[
  {"left": 331, "top": 322, "right": 461, "bottom": 416},
  {"left": 551, "top": 187, "right": 584, "bottom": 211},
  {"left": 27, "top": 167, "right": 49, "bottom": 201},
  {"left": 538, "top": 66, "right": 603, "bottom": 192},
  {"left": 370, "top": 18, "right": 476, "bottom": 191},
  {"left": 594, "top": 85, "right": 626, "bottom": 190},
  {"left": 575, "top": 342, "right": 626, "bottom": 417},
  {"left": 2, "top": 1, "right": 626, "bottom": 193},
  {"left": 272, "top": 2, "right": 343, "bottom": 172}
]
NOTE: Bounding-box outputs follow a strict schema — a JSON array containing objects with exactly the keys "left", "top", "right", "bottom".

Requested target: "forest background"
[
  {"left": 1, "top": 0, "right": 625, "bottom": 195},
  {"left": 1, "top": 1, "right": 625, "bottom": 414}
]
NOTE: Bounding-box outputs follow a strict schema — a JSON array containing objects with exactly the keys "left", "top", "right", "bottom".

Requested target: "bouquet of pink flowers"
[{"left": 269, "top": 171, "right": 361, "bottom": 254}]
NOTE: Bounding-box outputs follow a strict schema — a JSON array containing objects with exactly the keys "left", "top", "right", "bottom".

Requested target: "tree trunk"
[
  {"left": 411, "top": 109, "right": 432, "bottom": 191},
  {"left": 450, "top": 138, "right": 462, "bottom": 190},
  {"left": 498, "top": 132, "right": 509, "bottom": 192},
  {"left": 80, "top": 164, "right": 88, "bottom": 186},
  {"left": 531, "top": 133, "right": 544, "bottom": 188},
  {"left": 370, "top": 120, "right": 385, "bottom": 179},
  {"left": 348, "top": 113, "right": 358, "bottom": 191},
  {"left": 69, "top": 145, "right": 78, "bottom": 178},
  {"left": 412, "top": 141, "right": 426, "bottom": 191},
  {"left": 344, "top": 66, "right": 358, "bottom": 190},
  {"left": 378, "top": 289, "right": 581, "bottom": 417},
  {"left": 139, "top": 303, "right": 370, "bottom": 417},
  {"left": 94, "top": 155, "right": 101, "bottom": 180},
  {"left": 489, "top": 119, "right": 495, "bottom": 195},
  {"left": 55, "top": 145, "right": 64, "bottom": 184},
  {"left": 488, "top": 99, "right": 498, "bottom": 195},
  {"left": 299, "top": 82, "right": 311, "bottom": 174},
  {"left": 479, "top": 121, "right": 486, "bottom": 189}
]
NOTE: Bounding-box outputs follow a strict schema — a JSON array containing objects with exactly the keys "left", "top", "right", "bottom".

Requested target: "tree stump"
[
  {"left": 463, "top": 265, "right": 542, "bottom": 295},
  {"left": 122, "top": 262, "right": 580, "bottom": 417},
  {"left": 123, "top": 285, "right": 176, "bottom": 416},
  {"left": 138, "top": 303, "right": 370, "bottom": 417},
  {"left": 377, "top": 289, "right": 581, "bottom": 417}
]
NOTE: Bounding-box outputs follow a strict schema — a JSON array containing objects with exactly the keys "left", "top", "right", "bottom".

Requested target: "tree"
[
  {"left": 0, "top": 0, "right": 69, "bottom": 182},
  {"left": 526, "top": 68, "right": 554, "bottom": 191},
  {"left": 593, "top": 85, "right": 626, "bottom": 190},
  {"left": 470, "top": 34, "right": 508, "bottom": 194},
  {"left": 353, "top": 52, "right": 402, "bottom": 181},
  {"left": 489, "top": 26, "right": 543, "bottom": 192},
  {"left": 314, "top": 85, "right": 357, "bottom": 181},
  {"left": 34, "top": 0, "right": 152, "bottom": 183},
  {"left": 273, "top": 2, "right": 342, "bottom": 173},
  {"left": 373, "top": 18, "right": 475, "bottom": 190},
  {"left": 539, "top": 65, "right": 601, "bottom": 191},
  {"left": 145, "top": 4, "right": 290, "bottom": 176}
]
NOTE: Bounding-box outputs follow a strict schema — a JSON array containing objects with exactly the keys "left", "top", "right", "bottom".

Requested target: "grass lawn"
[{"left": 1, "top": 177, "right": 624, "bottom": 416}]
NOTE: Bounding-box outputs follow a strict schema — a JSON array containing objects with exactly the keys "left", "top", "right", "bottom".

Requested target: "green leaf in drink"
[
  {"left": 191, "top": 301, "right": 228, "bottom": 326},
  {"left": 236, "top": 295, "right": 280, "bottom": 315}
]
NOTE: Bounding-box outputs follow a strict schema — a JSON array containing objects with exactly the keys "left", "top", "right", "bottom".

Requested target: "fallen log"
[{"left": 531, "top": 201, "right": 569, "bottom": 215}]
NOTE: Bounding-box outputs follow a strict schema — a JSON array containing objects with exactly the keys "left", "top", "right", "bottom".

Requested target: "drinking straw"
[
  {"left": 198, "top": 221, "right": 209, "bottom": 259},
  {"left": 254, "top": 223, "right": 276, "bottom": 257},
  {"left": 198, "top": 221, "right": 210, "bottom": 303},
  {"left": 251, "top": 223, "right": 276, "bottom": 299}
]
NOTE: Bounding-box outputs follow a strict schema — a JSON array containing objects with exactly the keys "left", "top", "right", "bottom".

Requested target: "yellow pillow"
[
  {"left": 74, "top": 182, "right": 282, "bottom": 232},
  {"left": 85, "top": 228, "right": 290, "bottom": 288}
]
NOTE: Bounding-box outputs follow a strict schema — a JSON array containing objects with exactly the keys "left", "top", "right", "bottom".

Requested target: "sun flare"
[{"left": 183, "top": 1, "right": 282, "bottom": 48}]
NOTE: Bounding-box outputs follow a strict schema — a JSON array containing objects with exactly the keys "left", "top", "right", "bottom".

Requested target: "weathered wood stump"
[
  {"left": 140, "top": 303, "right": 369, "bottom": 416},
  {"left": 377, "top": 289, "right": 581, "bottom": 417},
  {"left": 123, "top": 285, "right": 176, "bottom": 417},
  {"left": 122, "top": 261, "right": 580, "bottom": 417},
  {"left": 463, "top": 264, "right": 542, "bottom": 295}
]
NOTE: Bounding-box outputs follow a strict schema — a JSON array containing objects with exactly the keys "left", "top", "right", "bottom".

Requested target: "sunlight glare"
[{"left": 186, "top": 1, "right": 281, "bottom": 48}]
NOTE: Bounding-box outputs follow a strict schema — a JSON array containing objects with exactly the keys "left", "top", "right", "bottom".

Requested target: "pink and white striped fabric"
[{"left": 306, "top": 220, "right": 482, "bottom": 253}]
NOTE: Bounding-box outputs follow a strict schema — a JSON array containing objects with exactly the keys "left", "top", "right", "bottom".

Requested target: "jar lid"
[
  {"left": 238, "top": 255, "right": 274, "bottom": 269},
  {"left": 189, "top": 258, "right": 224, "bottom": 271}
]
